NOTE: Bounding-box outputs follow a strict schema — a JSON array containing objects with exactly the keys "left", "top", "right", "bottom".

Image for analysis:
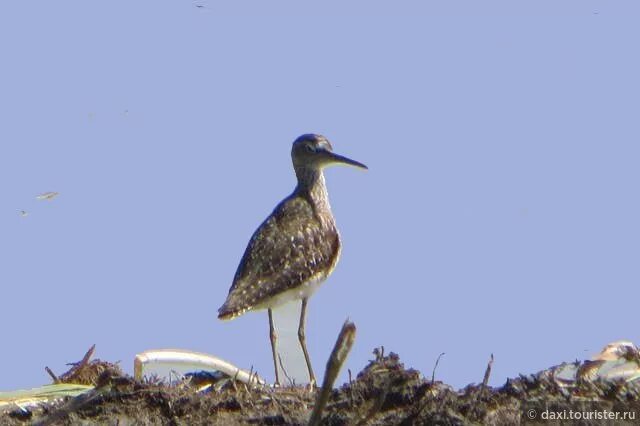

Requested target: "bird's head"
[{"left": 291, "top": 134, "right": 368, "bottom": 171}]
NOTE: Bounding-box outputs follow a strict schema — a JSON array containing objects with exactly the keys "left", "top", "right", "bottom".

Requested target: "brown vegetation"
[{"left": 3, "top": 347, "right": 640, "bottom": 425}]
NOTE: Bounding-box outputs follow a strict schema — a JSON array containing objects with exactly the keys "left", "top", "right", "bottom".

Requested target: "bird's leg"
[
  {"left": 268, "top": 308, "right": 281, "bottom": 386},
  {"left": 298, "top": 298, "right": 316, "bottom": 387}
]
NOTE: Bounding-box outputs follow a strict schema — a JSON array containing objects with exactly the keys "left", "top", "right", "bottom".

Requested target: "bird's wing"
[{"left": 218, "top": 195, "right": 339, "bottom": 318}]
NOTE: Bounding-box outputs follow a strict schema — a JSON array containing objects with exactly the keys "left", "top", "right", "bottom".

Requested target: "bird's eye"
[{"left": 305, "top": 144, "right": 315, "bottom": 152}]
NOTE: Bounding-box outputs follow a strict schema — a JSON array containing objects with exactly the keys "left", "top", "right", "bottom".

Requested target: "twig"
[
  {"left": 231, "top": 370, "right": 239, "bottom": 392},
  {"left": 308, "top": 320, "right": 356, "bottom": 426},
  {"left": 46, "top": 344, "right": 96, "bottom": 384},
  {"left": 372, "top": 346, "right": 385, "bottom": 362},
  {"left": 278, "top": 353, "right": 295, "bottom": 387},
  {"left": 45, "top": 367, "right": 59, "bottom": 384},
  {"left": 66, "top": 344, "right": 96, "bottom": 368},
  {"left": 251, "top": 370, "right": 260, "bottom": 388},
  {"left": 80, "top": 344, "right": 96, "bottom": 365},
  {"left": 431, "top": 352, "right": 445, "bottom": 384},
  {"left": 481, "top": 353, "right": 494, "bottom": 395}
]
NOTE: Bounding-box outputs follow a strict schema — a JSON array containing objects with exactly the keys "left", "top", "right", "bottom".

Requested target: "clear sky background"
[{"left": 1, "top": 1, "right": 639, "bottom": 391}]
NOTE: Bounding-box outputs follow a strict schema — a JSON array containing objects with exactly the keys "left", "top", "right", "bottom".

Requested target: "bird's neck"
[{"left": 295, "top": 167, "right": 333, "bottom": 220}]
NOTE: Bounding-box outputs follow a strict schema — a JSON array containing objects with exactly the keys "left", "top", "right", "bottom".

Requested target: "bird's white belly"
[{"left": 254, "top": 275, "right": 326, "bottom": 310}]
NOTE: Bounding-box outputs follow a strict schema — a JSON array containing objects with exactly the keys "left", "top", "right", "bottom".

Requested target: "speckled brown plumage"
[
  {"left": 218, "top": 183, "right": 341, "bottom": 319},
  {"left": 217, "top": 133, "right": 366, "bottom": 386}
]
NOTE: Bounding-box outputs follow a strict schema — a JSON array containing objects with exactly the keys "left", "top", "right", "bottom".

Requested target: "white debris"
[
  {"left": 134, "top": 349, "right": 265, "bottom": 387},
  {"left": 592, "top": 340, "right": 637, "bottom": 362}
]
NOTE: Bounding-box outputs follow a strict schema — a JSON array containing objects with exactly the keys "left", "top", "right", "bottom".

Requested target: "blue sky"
[{"left": 1, "top": 1, "right": 639, "bottom": 391}]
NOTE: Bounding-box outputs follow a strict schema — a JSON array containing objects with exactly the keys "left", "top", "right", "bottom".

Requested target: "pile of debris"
[{"left": 2, "top": 341, "right": 640, "bottom": 425}]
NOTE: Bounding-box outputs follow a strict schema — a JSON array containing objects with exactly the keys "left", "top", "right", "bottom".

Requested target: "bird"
[{"left": 218, "top": 134, "right": 367, "bottom": 386}]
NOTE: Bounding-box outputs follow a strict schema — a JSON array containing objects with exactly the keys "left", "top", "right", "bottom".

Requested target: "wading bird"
[{"left": 218, "top": 134, "right": 367, "bottom": 386}]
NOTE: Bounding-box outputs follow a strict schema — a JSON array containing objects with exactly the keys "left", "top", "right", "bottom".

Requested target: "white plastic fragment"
[
  {"left": 134, "top": 349, "right": 264, "bottom": 386},
  {"left": 592, "top": 340, "right": 637, "bottom": 362},
  {"left": 553, "top": 340, "right": 640, "bottom": 386}
]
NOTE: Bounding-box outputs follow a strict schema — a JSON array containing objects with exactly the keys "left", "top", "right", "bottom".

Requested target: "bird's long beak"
[{"left": 323, "top": 151, "right": 368, "bottom": 170}]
